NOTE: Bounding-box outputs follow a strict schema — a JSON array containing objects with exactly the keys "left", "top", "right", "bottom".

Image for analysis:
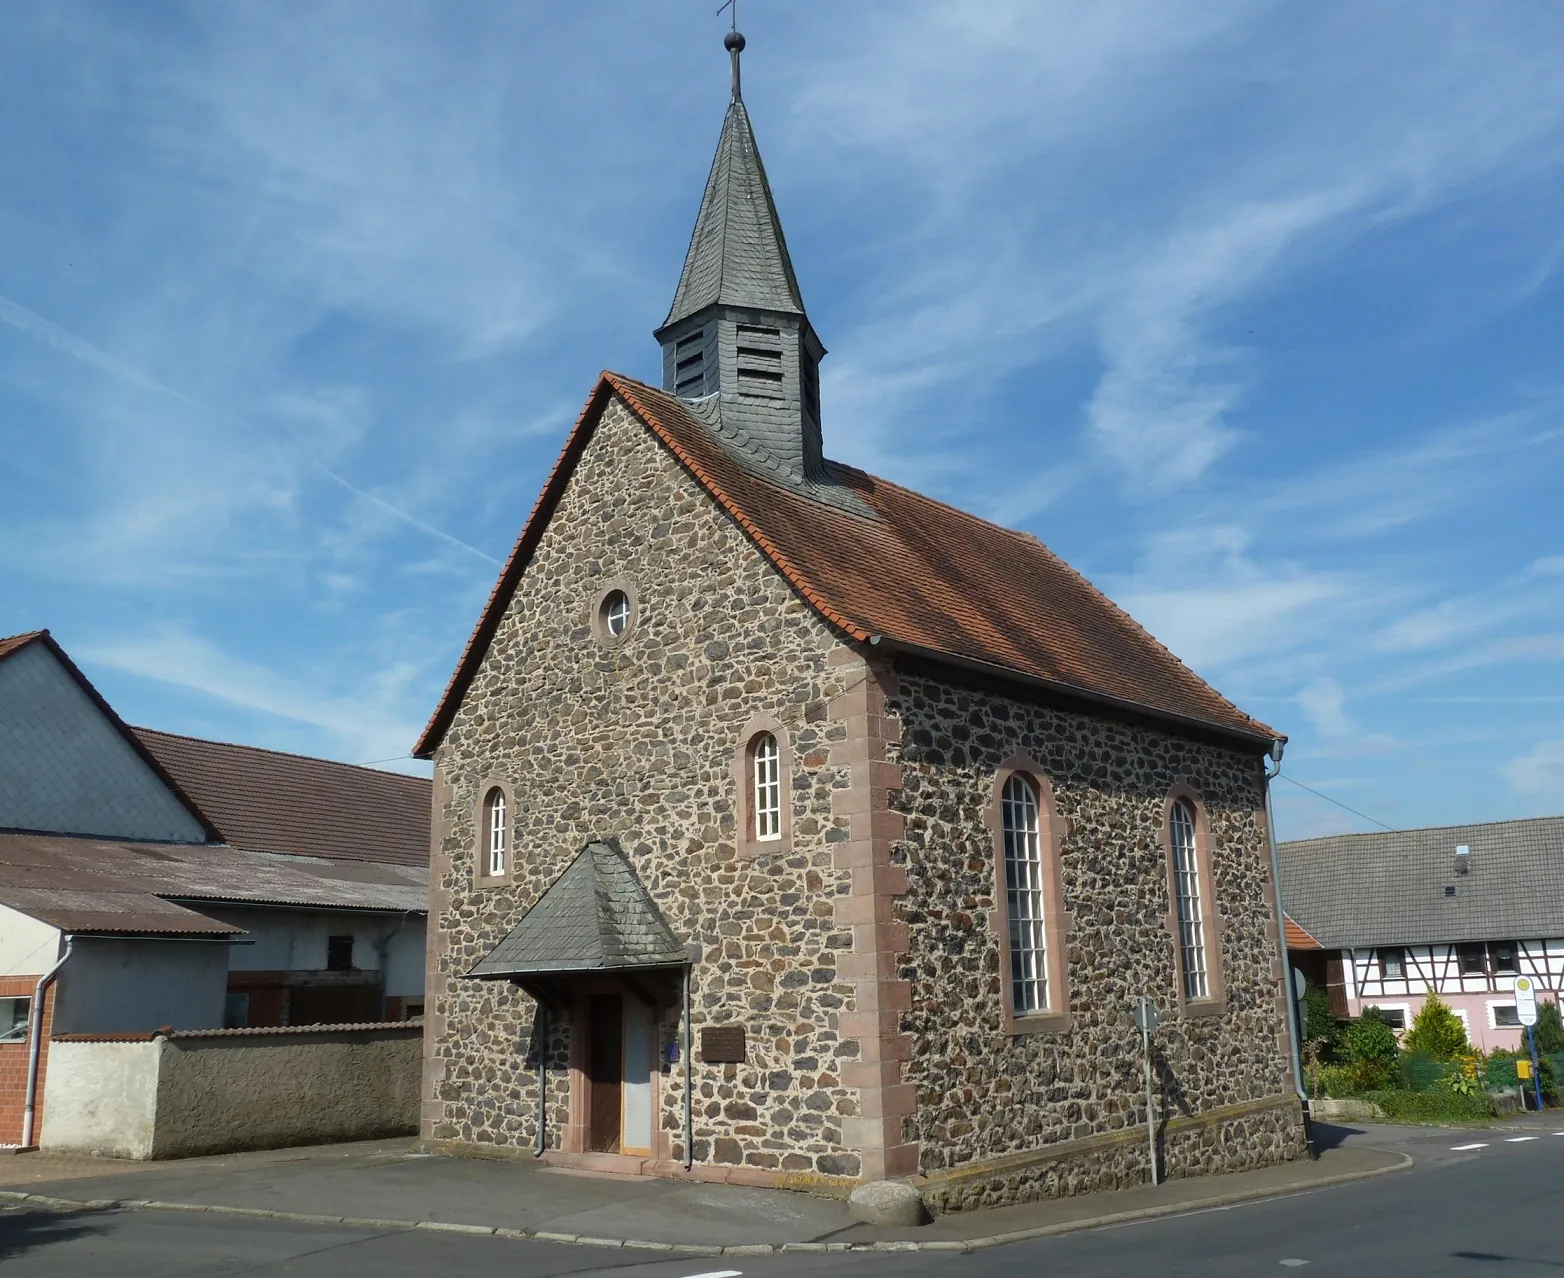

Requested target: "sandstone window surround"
[
  {"left": 735, "top": 714, "right": 792, "bottom": 857},
  {"left": 589, "top": 578, "right": 640, "bottom": 647},
  {"left": 987, "top": 759, "right": 1071, "bottom": 1035},
  {"left": 474, "top": 782, "right": 513, "bottom": 886},
  {"left": 1161, "top": 785, "right": 1227, "bottom": 1018}
]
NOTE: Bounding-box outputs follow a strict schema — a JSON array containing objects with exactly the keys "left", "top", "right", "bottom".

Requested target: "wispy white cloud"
[
  {"left": 81, "top": 627, "right": 425, "bottom": 770},
  {"left": 1503, "top": 738, "right": 1564, "bottom": 803}
]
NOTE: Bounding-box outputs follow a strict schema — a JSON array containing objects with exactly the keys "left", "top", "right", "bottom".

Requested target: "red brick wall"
[{"left": 0, "top": 976, "right": 52, "bottom": 1147}]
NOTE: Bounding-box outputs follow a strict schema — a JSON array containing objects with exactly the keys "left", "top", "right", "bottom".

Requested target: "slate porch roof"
[
  {"left": 467, "top": 840, "right": 686, "bottom": 979},
  {"left": 1278, "top": 815, "right": 1564, "bottom": 950},
  {"left": 416, "top": 375, "right": 1278, "bottom": 758}
]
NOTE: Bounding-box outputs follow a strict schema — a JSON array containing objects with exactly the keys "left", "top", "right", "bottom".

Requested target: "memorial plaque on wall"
[{"left": 700, "top": 1025, "right": 746, "bottom": 1064}]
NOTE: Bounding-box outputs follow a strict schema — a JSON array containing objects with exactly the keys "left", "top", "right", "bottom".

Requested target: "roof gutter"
[
  {"left": 22, "top": 934, "right": 72, "bottom": 1149},
  {"left": 864, "top": 634, "right": 1280, "bottom": 753}
]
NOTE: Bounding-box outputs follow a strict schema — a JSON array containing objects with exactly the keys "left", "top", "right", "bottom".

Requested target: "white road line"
[
  {"left": 1279, "top": 1260, "right": 1310, "bottom": 1268},
  {"left": 682, "top": 1272, "right": 743, "bottom": 1278},
  {"left": 1507, "top": 1136, "right": 1540, "bottom": 1143},
  {"left": 1450, "top": 1142, "right": 1489, "bottom": 1151}
]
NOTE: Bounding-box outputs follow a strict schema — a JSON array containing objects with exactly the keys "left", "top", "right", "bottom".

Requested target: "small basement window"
[
  {"left": 327, "top": 935, "right": 354, "bottom": 972},
  {"left": 0, "top": 998, "right": 29, "bottom": 1043},
  {"left": 1493, "top": 1004, "right": 1521, "bottom": 1028}
]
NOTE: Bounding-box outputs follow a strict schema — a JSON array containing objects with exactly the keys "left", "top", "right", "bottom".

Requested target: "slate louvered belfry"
[
  {"left": 466, "top": 839, "right": 686, "bottom": 979},
  {"left": 654, "top": 29, "right": 871, "bottom": 514}
]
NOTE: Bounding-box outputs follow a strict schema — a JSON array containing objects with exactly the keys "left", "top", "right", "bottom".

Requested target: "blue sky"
[{"left": 2, "top": 2, "right": 1562, "bottom": 840}]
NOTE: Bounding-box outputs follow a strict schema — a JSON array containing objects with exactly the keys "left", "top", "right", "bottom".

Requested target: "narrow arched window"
[
  {"left": 1002, "top": 774, "right": 1047, "bottom": 1014},
  {"left": 484, "top": 787, "right": 507, "bottom": 877},
  {"left": 752, "top": 733, "right": 781, "bottom": 841},
  {"left": 1170, "top": 798, "right": 1207, "bottom": 1000}
]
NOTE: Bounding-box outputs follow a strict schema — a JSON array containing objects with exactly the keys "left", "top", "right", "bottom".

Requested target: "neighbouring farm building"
[
  {"left": 1282, "top": 816, "right": 1564, "bottom": 1054},
  {"left": 0, "top": 628, "right": 427, "bottom": 1153}
]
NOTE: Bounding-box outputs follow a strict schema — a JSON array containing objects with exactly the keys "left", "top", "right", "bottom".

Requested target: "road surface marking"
[
  {"left": 1506, "top": 1136, "right": 1539, "bottom": 1143},
  {"left": 682, "top": 1272, "right": 743, "bottom": 1278},
  {"left": 1279, "top": 1261, "right": 1309, "bottom": 1268},
  {"left": 1450, "top": 1142, "right": 1488, "bottom": 1151}
]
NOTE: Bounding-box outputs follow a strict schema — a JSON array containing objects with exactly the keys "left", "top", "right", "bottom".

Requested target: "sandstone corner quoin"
[{"left": 412, "top": 26, "right": 1306, "bottom": 1210}]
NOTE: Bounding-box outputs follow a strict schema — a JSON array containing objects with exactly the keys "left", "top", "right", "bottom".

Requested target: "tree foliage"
[
  {"left": 1345, "top": 1007, "right": 1400, "bottom": 1065},
  {"left": 1404, "top": 991, "right": 1469, "bottom": 1061},
  {"left": 1532, "top": 1000, "right": 1564, "bottom": 1054}
]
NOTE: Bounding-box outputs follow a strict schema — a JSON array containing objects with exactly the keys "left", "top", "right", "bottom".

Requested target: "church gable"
[{"left": 0, "top": 633, "right": 213, "bottom": 843}]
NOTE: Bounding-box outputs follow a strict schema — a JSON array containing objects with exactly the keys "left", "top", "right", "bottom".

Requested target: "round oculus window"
[{"left": 602, "top": 589, "right": 631, "bottom": 638}]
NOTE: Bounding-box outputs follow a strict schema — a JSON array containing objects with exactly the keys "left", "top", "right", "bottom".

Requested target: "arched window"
[
  {"left": 752, "top": 733, "right": 781, "bottom": 841},
  {"left": 1170, "top": 798, "right": 1207, "bottom": 1000},
  {"left": 484, "top": 787, "right": 507, "bottom": 877},
  {"left": 1002, "top": 774, "right": 1047, "bottom": 1014}
]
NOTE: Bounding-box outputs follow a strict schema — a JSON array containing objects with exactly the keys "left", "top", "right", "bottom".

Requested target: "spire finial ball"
[{"left": 724, "top": 30, "right": 746, "bottom": 53}]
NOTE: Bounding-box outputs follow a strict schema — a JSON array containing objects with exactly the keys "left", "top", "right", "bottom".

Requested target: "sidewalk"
[{"left": 0, "top": 1137, "right": 1408, "bottom": 1255}]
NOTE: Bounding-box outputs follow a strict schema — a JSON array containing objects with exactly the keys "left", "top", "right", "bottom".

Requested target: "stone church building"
[{"left": 414, "top": 31, "right": 1307, "bottom": 1208}]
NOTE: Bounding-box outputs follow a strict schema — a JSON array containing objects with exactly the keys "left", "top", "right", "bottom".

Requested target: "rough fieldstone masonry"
[
  {"left": 416, "top": 390, "right": 1306, "bottom": 1202},
  {"left": 415, "top": 31, "right": 1305, "bottom": 1210},
  {"left": 425, "top": 399, "right": 865, "bottom": 1179}
]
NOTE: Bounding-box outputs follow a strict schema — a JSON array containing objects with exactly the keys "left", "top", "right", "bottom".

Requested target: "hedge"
[{"left": 1362, "top": 1088, "right": 1496, "bottom": 1123}]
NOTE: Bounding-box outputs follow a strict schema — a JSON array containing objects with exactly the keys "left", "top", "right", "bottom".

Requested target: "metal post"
[
  {"left": 1528, "top": 1025, "right": 1544, "bottom": 1113},
  {"left": 534, "top": 1003, "right": 547, "bottom": 1157},
  {"left": 1143, "top": 996, "right": 1157, "bottom": 1186}
]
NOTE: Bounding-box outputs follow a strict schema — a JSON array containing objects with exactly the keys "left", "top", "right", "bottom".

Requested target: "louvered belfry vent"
[{"left": 653, "top": 33, "right": 854, "bottom": 505}]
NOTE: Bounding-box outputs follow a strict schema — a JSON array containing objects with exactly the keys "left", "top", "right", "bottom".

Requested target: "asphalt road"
[{"left": 2, "top": 1125, "right": 1560, "bottom": 1276}]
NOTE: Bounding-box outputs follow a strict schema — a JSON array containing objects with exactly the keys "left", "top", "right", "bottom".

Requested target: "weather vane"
[{"left": 717, "top": 0, "right": 745, "bottom": 99}]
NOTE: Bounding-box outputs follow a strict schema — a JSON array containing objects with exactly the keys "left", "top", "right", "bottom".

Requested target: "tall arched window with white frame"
[
  {"left": 752, "top": 733, "right": 781, "bottom": 842},
  {"left": 484, "top": 787, "right": 507, "bottom": 877},
  {"left": 1002, "top": 774, "right": 1048, "bottom": 1014},
  {"left": 1170, "top": 798, "right": 1207, "bottom": 1000}
]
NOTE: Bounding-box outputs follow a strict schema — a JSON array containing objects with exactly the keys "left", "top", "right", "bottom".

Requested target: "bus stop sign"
[{"left": 1515, "top": 975, "right": 1539, "bottom": 1028}]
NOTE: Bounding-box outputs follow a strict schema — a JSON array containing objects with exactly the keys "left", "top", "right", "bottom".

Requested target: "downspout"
[
  {"left": 682, "top": 960, "right": 693, "bottom": 1171},
  {"left": 535, "top": 1003, "right": 548, "bottom": 1157},
  {"left": 1264, "top": 745, "right": 1315, "bottom": 1158},
  {"left": 22, "top": 934, "right": 74, "bottom": 1149},
  {"left": 375, "top": 912, "right": 415, "bottom": 1020}
]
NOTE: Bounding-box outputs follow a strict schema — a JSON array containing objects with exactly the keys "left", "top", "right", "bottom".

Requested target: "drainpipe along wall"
[
  {"left": 1264, "top": 749, "right": 1315, "bottom": 1158},
  {"left": 22, "top": 934, "right": 73, "bottom": 1149}
]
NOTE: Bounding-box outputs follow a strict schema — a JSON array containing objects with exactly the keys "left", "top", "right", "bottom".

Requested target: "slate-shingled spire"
[{"left": 654, "top": 24, "right": 831, "bottom": 494}]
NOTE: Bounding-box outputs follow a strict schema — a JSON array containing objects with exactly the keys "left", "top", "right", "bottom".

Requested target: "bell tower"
[{"left": 654, "top": 26, "right": 828, "bottom": 489}]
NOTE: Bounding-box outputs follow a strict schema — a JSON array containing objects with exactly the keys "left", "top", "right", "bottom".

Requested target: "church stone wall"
[
  {"left": 422, "top": 395, "right": 865, "bottom": 1177},
  {"left": 886, "top": 669, "right": 1307, "bottom": 1201}
]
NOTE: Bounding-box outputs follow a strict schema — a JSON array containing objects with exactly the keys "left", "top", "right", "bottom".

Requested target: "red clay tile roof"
[
  {"left": 415, "top": 374, "right": 1279, "bottom": 756},
  {"left": 1284, "top": 915, "right": 1322, "bottom": 951},
  {"left": 134, "top": 729, "right": 430, "bottom": 867},
  {"left": 0, "top": 631, "right": 45, "bottom": 661}
]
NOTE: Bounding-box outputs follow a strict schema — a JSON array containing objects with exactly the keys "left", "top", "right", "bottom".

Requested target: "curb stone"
[{"left": 0, "top": 1152, "right": 1411, "bottom": 1254}]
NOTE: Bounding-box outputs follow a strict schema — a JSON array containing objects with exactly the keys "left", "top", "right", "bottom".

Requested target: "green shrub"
[
  {"left": 1533, "top": 1002, "right": 1564, "bottom": 1054},
  {"left": 1346, "top": 1008, "right": 1400, "bottom": 1065},
  {"left": 1404, "top": 992, "right": 1468, "bottom": 1061},
  {"left": 1400, "top": 1050, "right": 1445, "bottom": 1092},
  {"left": 1301, "top": 984, "right": 1343, "bottom": 1057},
  {"left": 1310, "top": 1064, "right": 1356, "bottom": 1098},
  {"left": 1363, "top": 1087, "right": 1496, "bottom": 1124}
]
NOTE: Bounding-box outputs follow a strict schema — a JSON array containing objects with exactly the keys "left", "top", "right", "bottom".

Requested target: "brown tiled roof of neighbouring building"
[
  {"left": 415, "top": 374, "right": 1278, "bottom": 757},
  {"left": 134, "top": 728, "right": 430, "bottom": 867}
]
